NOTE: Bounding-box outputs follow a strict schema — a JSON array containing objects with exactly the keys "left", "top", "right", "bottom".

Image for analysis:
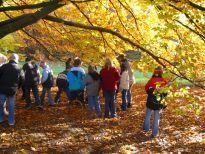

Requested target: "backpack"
[
  {"left": 42, "top": 72, "right": 54, "bottom": 88},
  {"left": 68, "top": 71, "right": 84, "bottom": 91}
]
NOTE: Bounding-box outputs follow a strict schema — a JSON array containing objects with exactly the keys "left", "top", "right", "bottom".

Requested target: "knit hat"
[{"left": 9, "top": 53, "right": 19, "bottom": 64}]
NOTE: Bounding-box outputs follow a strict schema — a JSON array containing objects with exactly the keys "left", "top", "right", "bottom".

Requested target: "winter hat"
[{"left": 9, "top": 53, "right": 19, "bottom": 64}]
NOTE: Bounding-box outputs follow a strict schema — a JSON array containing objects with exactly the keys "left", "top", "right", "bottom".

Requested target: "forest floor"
[{"left": 0, "top": 85, "right": 204, "bottom": 153}]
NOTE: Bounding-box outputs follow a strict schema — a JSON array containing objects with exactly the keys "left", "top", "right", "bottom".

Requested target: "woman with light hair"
[{"left": 100, "top": 58, "right": 120, "bottom": 118}]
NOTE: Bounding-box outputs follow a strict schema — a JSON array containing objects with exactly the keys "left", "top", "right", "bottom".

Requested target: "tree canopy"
[{"left": 0, "top": 0, "right": 204, "bottom": 90}]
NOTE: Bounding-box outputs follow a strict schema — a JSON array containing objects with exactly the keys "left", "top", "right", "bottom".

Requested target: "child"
[
  {"left": 119, "top": 63, "right": 130, "bottom": 111},
  {"left": 84, "top": 65, "right": 101, "bottom": 117},
  {"left": 143, "top": 66, "right": 168, "bottom": 137},
  {"left": 55, "top": 69, "right": 69, "bottom": 104}
]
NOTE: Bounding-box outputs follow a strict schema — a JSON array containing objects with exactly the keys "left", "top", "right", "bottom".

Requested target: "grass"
[{"left": 20, "top": 61, "right": 191, "bottom": 85}]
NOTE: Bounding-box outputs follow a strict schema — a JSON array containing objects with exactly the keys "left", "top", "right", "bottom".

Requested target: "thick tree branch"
[
  {"left": 0, "top": 2, "right": 64, "bottom": 39},
  {"left": 44, "top": 15, "right": 205, "bottom": 89},
  {"left": 0, "top": 0, "right": 93, "bottom": 12},
  {"left": 188, "top": 0, "right": 205, "bottom": 11},
  {"left": 43, "top": 15, "right": 167, "bottom": 66},
  {"left": 0, "top": 1, "right": 57, "bottom": 12}
]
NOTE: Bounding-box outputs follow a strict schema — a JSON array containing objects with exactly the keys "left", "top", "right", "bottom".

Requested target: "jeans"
[
  {"left": 0, "top": 94, "right": 15, "bottom": 125},
  {"left": 104, "top": 91, "right": 116, "bottom": 118},
  {"left": 88, "top": 95, "right": 101, "bottom": 116},
  {"left": 41, "top": 87, "right": 54, "bottom": 105},
  {"left": 127, "top": 85, "right": 133, "bottom": 106},
  {"left": 25, "top": 85, "right": 41, "bottom": 107},
  {"left": 55, "top": 87, "right": 70, "bottom": 104},
  {"left": 121, "top": 89, "right": 128, "bottom": 111},
  {"left": 143, "top": 107, "right": 160, "bottom": 137}
]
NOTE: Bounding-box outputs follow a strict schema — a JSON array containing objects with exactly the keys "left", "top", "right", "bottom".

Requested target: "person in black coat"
[
  {"left": 0, "top": 54, "right": 24, "bottom": 126},
  {"left": 23, "top": 57, "right": 42, "bottom": 109}
]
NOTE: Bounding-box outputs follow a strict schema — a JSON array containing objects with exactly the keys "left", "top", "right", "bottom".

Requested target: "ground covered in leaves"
[{"left": 0, "top": 85, "right": 204, "bottom": 153}]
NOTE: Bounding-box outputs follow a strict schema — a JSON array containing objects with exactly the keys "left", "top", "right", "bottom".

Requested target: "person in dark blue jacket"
[{"left": 0, "top": 54, "right": 24, "bottom": 126}]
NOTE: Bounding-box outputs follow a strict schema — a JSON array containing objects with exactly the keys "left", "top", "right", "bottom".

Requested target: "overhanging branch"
[
  {"left": 44, "top": 15, "right": 205, "bottom": 89},
  {"left": 188, "top": 0, "right": 205, "bottom": 11},
  {"left": 43, "top": 15, "right": 167, "bottom": 67},
  {"left": 0, "top": 2, "right": 64, "bottom": 38},
  {"left": 0, "top": 0, "right": 94, "bottom": 12},
  {"left": 0, "top": 1, "right": 57, "bottom": 12}
]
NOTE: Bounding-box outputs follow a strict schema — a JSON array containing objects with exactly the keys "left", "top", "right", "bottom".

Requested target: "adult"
[
  {"left": 0, "top": 54, "right": 24, "bottom": 126},
  {"left": 100, "top": 58, "right": 120, "bottom": 118},
  {"left": 65, "top": 57, "right": 73, "bottom": 70},
  {"left": 67, "top": 57, "right": 85, "bottom": 105},
  {"left": 117, "top": 54, "right": 135, "bottom": 107},
  {"left": 143, "top": 66, "right": 168, "bottom": 137},
  {"left": 84, "top": 65, "right": 101, "bottom": 117},
  {"left": 39, "top": 60, "right": 54, "bottom": 106},
  {"left": 23, "top": 57, "right": 42, "bottom": 109},
  {"left": 119, "top": 63, "right": 130, "bottom": 111}
]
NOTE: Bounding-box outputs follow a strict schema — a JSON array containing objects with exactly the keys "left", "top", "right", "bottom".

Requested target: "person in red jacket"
[
  {"left": 143, "top": 66, "right": 168, "bottom": 137},
  {"left": 100, "top": 58, "right": 120, "bottom": 118}
]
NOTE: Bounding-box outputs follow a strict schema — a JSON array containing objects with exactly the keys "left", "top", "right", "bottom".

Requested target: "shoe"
[
  {"left": 48, "top": 104, "right": 55, "bottom": 107},
  {"left": 143, "top": 129, "right": 149, "bottom": 133},
  {"left": 9, "top": 125, "right": 15, "bottom": 128},
  {"left": 151, "top": 134, "right": 158, "bottom": 138},
  {"left": 127, "top": 104, "right": 132, "bottom": 108},
  {"left": 37, "top": 105, "right": 43, "bottom": 110},
  {"left": 55, "top": 100, "right": 59, "bottom": 104},
  {"left": 97, "top": 113, "right": 102, "bottom": 118},
  {"left": 25, "top": 105, "right": 32, "bottom": 109},
  {"left": 0, "top": 121, "right": 6, "bottom": 125}
]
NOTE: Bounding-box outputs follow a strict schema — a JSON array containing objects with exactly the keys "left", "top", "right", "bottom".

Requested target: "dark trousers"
[
  {"left": 70, "top": 90, "right": 84, "bottom": 105},
  {"left": 22, "top": 85, "right": 26, "bottom": 99},
  {"left": 25, "top": 85, "right": 41, "bottom": 107},
  {"left": 55, "top": 87, "right": 70, "bottom": 103}
]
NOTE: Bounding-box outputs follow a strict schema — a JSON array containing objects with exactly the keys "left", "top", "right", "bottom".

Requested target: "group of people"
[
  {"left": 0, "top": 53, "right": 168, "bottom": 138},
  {"left": 55, "top": 55, "right": 135, "bottom": 118}
]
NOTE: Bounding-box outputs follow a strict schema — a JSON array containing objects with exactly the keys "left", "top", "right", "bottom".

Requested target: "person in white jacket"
[
  {"left": 119, "top": 63, "right": 130, "bottom": 111},
  {"left": 117, "top": 54, "right": 135, "bottom": 108}
]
